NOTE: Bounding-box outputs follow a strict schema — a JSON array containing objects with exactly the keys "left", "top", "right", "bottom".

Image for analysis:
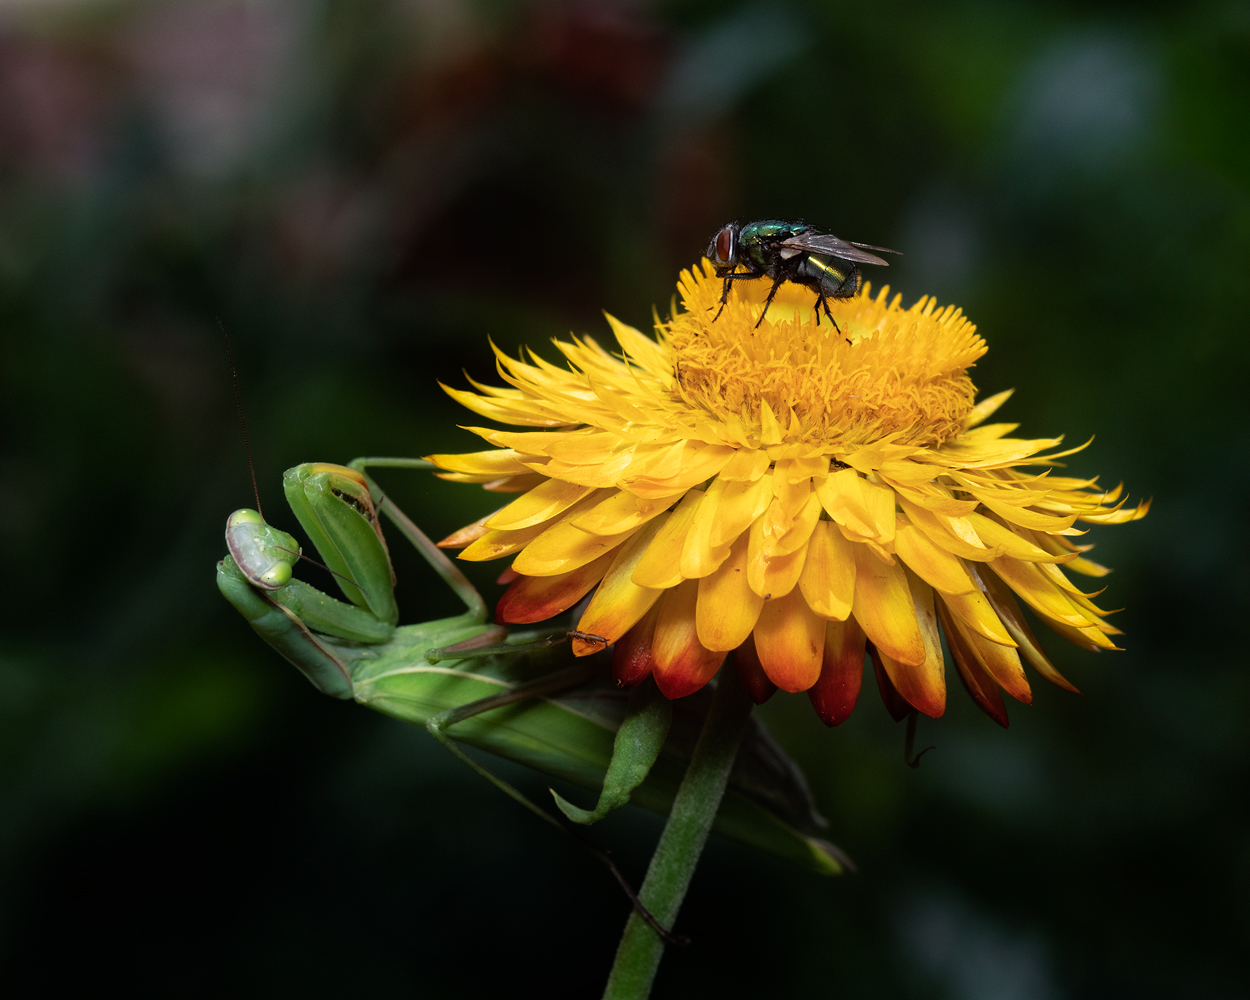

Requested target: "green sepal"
[{"left": 552, "top": 677, "right": 672, "bottom": 825}]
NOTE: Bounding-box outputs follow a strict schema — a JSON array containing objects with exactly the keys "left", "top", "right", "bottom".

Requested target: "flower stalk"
[{"left": 602, "top": 665, "right": 755, "bottom": 999}]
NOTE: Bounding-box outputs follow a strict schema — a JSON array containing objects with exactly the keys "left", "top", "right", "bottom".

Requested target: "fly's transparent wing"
[{"left": 779, "top": 232, "right": 899, "bottom": 266}]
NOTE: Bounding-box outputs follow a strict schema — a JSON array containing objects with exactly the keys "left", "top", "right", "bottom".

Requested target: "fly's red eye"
[{"left": 715, "top": 227, "right": 734, "bottom": 263}]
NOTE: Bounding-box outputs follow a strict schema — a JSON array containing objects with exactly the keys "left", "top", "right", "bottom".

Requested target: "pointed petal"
[
  {"left": 898, "top": 498, "right": 1000, "bottom": 562},
  {"left": 696, "top": 531, "right": 765, "bottom": 652},
  {"left": 871, "top": 572, "right": 946, "bottom": 718},
  {"left": 799, "top": 520, "right": 856, "bottom": 621},
  {"left": 681, "top": 482, "right": 734, "bottom": 579},
  {"left": 486, "top": 478, "right": 599, "bottom": 530},
  {"left": 851, "top": 543, "right": 927, "bottom": 667},
  {"left": 717, "top": 448, "right": 771, "bottom": 482},
  {"left": 747, "top": 515, "right": 811, "bottom": 599},
  {"left": 709, "top": 474, "right": 774, "bottom": 548},
  {"left": 495, "top": 553, "right": 615, "bottom": 625},
  {"left": 426, "top": 448, "right": 534, "bottom": 477},
  {"left": 988, "top": 558, "right": 1098, "bottom": 628},
  {"left": 970, "top": 563, "right": 1079, "bottom": 693},
  {"left": 894, "top": 520, "right": 977, "bottom": 595},
  {"left": 734, "top": 637, "right": 777, "bottom": 705},
  {"left": 652, "top": 580, "right": 727, "bottom": 698},
  {"left": 571, "top": 489, "right": 681, "bottom": 535},
  {"left": 631, "top": 490, "right": 703, "bottom": 589},
  {"left": 753, "top": 588, "right": 826, "bottom": 693},
  {"left": 572, "top": 516, "right": 668, "bottom": 655},
  {"left": 969, "top": 514, "right": 1073, "bottom": 563},
  {"left": 438, "top": 507, "right": 505, "bottom": 549},
  {"left": 815, "top": 468, "right": 897, "bottom": 543},
  {"left": 462, "top": 490, "right": 604, "bottom": 562},
  {"left": 808, "top": 618, "right": 866, "bottom": 726},
  {"left": 962, "top": 388, "right": 1015, "bottom": 429},
  {"left": 459, "top": 520, "right": 555, "bottom": 561},
  {"left": 511, "top": 517, "right": 637, "bottom": 577},
  {"left": 943, "top": 604, "right": 1032, "bottom": 703},
  {"left": 939, "top": 586, "right": 1017, "bottom": 647},
  {"left": 938, "top": 603, "right": 1008, "bottom": 727}
]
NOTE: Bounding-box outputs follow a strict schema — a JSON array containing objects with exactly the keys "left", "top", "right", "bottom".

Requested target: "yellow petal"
[
  {"left": 511, "top": 493, "right": 638, "bottom": 577},
  {"left": 717, "top": 448, "right": 771, "bottom": 482},
  {"left": 988, "top": 558, "right": 1098, "bottom": 628},
  {"left": 970, "top": 491, "right": 1078, "bottom": 532},
  {"left": 696, "top": 532, "right": 764, "bottom": 651},
  {"left": 438, "top": 507, "right": 505, "bottom": 549},
  {"left": 631, "top": 490, "right": 704, "bottom": 589},
  {"left": 681, "top": 481, "right": 734, "bottom": 579},
  {"left": 897, "top": 498, "right": 1000, "bottom": 562},
  {"left": 708, "top": 473, "right": 774, "bottom": 548},
  {"left": 939, "top": 585, "right": 1017, "bottom": 647},
  {"left": 962, "top": 388, "right": 1015, "bottom": 429},
  {"left": 571, "top": 489, "right": 681, "bottom": 535},
  {"left": 482, "top": 473, "right": 548, "bottom": 494},
  {"left": 798, "top": 521, "right": 856, "bottom": 621},
  {"left": 747, "top": 517, "right": 810, "bottom": 599},
  {"left": 753, "top": 588, "right": 825, "bottom": 692},
  {"left": 894, "top": 520, "right": 977, "bottom": 595},
  {"left": 426, "top": 448, "right": 534, "bottom": 477},
  {"left": 850, "top": 542, "right": 926, "bottom": 667},
  {"left": 968, "top": 514, "right": 1073, "bottom": 563},
  {"left": 460, "top": 520, "right": 555, "bottom": 561},
  {"left": 572, "top": 516, "right": 668, "bottom": 655},
  {"left": 873, "top": 571, "right": 946, "bottom": 717},
  {"left": 969, "top": 563, "right": 1078, "bottom": 693},
  {"left": 774, "top": 455, "right": 829, "bottom": 483},
  {"left": 815, "top": 468, "right": 897, "bottom": 543},
  {"left": 486, "top": 478, "right": 599, "bottom": 530},
  {"left": 943, "top": 610, "right": 1032, "bottom": 703}
]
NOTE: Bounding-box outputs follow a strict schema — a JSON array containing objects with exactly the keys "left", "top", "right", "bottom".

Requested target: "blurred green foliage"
[{"left": 1, "top": 0, "right": 1247, "bottom": 996}]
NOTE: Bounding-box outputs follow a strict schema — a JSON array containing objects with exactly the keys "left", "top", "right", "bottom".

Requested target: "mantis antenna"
[{"left": 219, "top": 318, "right": 264, "bottom": 520}]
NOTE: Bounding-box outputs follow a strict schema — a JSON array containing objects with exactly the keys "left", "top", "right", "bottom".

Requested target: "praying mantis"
[{"left": 215, "top": 456, "right": 846, "bottom": 903}]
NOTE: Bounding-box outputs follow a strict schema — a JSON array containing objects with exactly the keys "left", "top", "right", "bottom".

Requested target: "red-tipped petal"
[
  {"left": 494, "top": 552, "right": 614, "bottom": 625},
  {"left": 652, "top": 580, "right": 727, "bottom": 698},
  {"left": 808, "top": 618, "right": 866, "bottom": 726},
  {"left": 734, "top": 636, "right": 777, "bottom": 705},
  {"left": 613, "top": 600, "right": 661, "bottom": 687},
  {"left": 496, "top": 567, "right": 520, "bottom": 586},
  {"left": 869, "top": 641, "right": 912, "bottom": 722},
  {"left": 753, "top": 587, "right": 825, "bottom": 692}
]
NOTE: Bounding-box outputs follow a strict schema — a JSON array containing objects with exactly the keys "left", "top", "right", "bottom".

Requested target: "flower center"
[{"left": 660, "top": 264, "right": 987, "bottom": 450}]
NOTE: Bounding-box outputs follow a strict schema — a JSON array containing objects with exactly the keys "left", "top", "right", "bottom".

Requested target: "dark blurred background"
[{"left": 1, "top": 0, "right": 1247, "bottom": 996}]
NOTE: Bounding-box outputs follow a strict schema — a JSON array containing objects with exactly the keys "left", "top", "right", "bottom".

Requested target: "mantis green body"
[{"left": 216, "top": 458, "right": 844, "bottom": 877}]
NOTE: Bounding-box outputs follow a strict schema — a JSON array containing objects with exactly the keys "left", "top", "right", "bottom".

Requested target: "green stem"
[{"left": 602, "top": 666, "right": 754, "bottom": 999}]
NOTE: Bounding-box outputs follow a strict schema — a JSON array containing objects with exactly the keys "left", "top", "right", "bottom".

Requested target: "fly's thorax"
[{"left": 739, "top": 220, "right": 807, "bottom": 269}]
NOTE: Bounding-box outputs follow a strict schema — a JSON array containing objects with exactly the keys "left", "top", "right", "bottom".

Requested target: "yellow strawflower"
[{"left": 429, "top": 262, "right": 1147, "bottom": 725}]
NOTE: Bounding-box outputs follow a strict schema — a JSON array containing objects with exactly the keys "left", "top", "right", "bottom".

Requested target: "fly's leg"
[
  {"left": 754, "top": 275, "right": 786, "bottom": 328},
  {"left": 813, "top": 292, "right": 847, "bottom": 341},
  {"left": 711, "top": 270, "right": 761, "bottom": 321}
]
